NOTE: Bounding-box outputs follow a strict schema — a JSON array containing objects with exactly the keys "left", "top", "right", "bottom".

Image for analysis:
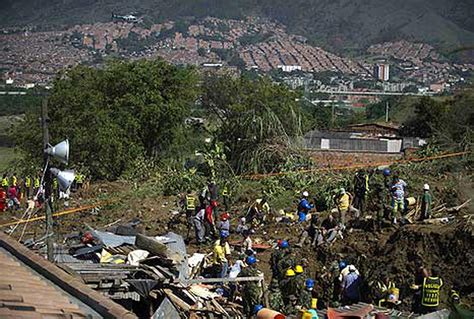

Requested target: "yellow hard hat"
[
  {"left": 295, "top": 265, "right": 304, "bottom": 274},
  {"left": 286, "top": 269, "right": 296, "bottom": 277}
]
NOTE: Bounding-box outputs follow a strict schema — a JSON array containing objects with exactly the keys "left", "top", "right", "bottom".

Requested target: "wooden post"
[{"left": 41, "top": 97, "right": 54, "bottom": 261}]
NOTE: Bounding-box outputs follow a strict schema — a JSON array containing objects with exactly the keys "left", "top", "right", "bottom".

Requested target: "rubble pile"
[{"left": 51, "top": 221, "right": 253, "bottom": 318}]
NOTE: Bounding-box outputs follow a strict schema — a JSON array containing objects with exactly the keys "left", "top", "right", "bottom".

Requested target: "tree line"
[{"left": 11, "top": 58, "right": 473, "bottom": 180}]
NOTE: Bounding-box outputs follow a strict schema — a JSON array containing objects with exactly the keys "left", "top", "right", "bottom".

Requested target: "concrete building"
[
  {"left": 373, "top": 63, "right": 390, "bottom": 81},
  {"left": 277, "top": 65, "right": 302, "bottom": 72}
]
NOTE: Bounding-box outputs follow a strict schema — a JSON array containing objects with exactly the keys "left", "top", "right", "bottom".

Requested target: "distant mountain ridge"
[{"left": 1, "top": 0, "right": 474, "bottom": 54}]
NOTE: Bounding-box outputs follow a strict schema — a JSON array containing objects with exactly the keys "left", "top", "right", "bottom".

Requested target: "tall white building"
[{"left": 373, "top": 63, "right": 390, "bottom": 81}]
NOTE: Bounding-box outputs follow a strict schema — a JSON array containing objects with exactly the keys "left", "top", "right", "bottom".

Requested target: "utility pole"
[
  {"left": 385, "top": 100, "right": 389, "bottom": 122},
  {"left": 41, "top": 98, "right": 54, "bottom": 261}
]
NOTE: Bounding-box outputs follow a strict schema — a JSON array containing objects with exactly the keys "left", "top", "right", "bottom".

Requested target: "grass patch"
[{"left": 0, "top": 147, "right": 17, "bottom": 171}]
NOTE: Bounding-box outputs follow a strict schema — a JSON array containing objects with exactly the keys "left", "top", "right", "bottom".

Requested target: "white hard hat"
[
  {"left": 348, "top": 265, "right": 356, "bottom": 272},
  {"left": 240, "top": 217, "right": 246, "bottom": 223},
  {"left": 423, "top": 184, "right": 430, "bottom": 190},
  {"left": 302, "top": 191, "right": 309, "bottom": 197}
]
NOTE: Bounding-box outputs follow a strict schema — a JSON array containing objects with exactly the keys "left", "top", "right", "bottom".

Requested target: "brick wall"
[{"left": 309, "top": 150, "right": 401, "bottom": 168}]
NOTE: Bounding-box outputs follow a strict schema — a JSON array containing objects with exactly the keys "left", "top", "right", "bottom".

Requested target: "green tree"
[
  {"left": 400, "top": 97, "right": 446, "bottom": 138},
  {"left": 13, "top": 59, "right": 199, "bottom": 180},
  {"left": 201, "top": 74, "right": 302, "bottom": 173}
]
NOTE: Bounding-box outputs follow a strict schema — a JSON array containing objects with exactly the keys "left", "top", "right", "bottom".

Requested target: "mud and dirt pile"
[{"left": 281, "top": 221, "right": 474, "bottom": 310}]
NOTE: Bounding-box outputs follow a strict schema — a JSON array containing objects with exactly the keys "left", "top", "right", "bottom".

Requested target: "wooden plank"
[
  {"left": 135, "top": 234, "right": 168, "bottom": 256},
  {"left": 175, "top": 276, "right": 263, "bottom": 285},
  {"left": 163, "top": 289, "right": 191, "bottom": 312},
  {"left": 211, "top": 298, "right": 229, "bottom": 317}
]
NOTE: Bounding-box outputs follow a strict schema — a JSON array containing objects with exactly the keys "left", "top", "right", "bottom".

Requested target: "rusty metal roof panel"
[{"left": 0, "top": 247, "right": 91, "bottom": 318}]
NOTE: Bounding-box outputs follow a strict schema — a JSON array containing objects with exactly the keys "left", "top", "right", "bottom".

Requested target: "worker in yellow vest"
[
  {"left": 1, "top": 174, "right": 9, "bottom": 192},
  {"left": 75, "top": 173, "right": 84, "bottom": 190},
  {"left": 418, "top": 267, "right": 443, "bottom": 314},
  {"left": 24, "top": 176, "right": 31, "bottom": 199},
  {"left": 52, "top": 178, "right": 59, "bottom": 197},
  {"left": 33, "top": 175, "right": 41, "bottom": 196},
  {"left": 12, "top": 173, "right": 17, "bottom": 189},
  {"left": 184, "top": 191, "right": 197, "bottom": 240},
  {"left": 222, "top": 185, "right": 230, "bottom": 211}
]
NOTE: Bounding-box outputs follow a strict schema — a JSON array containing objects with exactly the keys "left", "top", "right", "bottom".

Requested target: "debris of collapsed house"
[{"left": 50, "top": 221, "right": 264, "bottom": 318}]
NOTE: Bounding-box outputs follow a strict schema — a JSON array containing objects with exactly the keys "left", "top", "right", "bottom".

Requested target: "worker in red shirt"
[
  {"left": 8, "top": 184, "right": 20, "bottom": 210},
  {"left": 0, "top": 188, "right": 6, "bottom": 212},
  {"left": 205, "top": 201, "right": 218, "bottom": 240}
]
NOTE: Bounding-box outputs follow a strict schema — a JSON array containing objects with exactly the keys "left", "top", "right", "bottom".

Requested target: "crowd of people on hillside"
[
  {"left": 0, "top": 172, "right": 86, "bottom": 212},
  {"left": 173, "top": 167, "right": 471, "bottom": 318}
]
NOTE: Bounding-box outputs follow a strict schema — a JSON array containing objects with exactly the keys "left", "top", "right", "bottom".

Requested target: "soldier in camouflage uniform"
[
  {"left": 239, "top": 256, "right": 263, "bottom": 317},
  {"left": 267, "top": 279, "right": 285, "bottom": 312},
  {"left": 281, "top": 268, "right": 298, "bottom": 303},
  {"left": 370, "top": 182, "right": 388, "bottom": 232},
  {"left": 298, "top": 278, "right": 315, "bottom": 310},
  {"left": 294, "top": 265, "right": 306, "bottom": 298},
  {"left": 284, "top": 294, "right": 299, "bottom": 316},
  {"left": 271, "top": 240, "right": 289, "bottom": 279},
  {"left": 277, "top": 249, "right": 296, "bottom": 281}
]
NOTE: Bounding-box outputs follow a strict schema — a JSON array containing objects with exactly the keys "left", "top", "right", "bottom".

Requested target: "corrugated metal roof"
[{"left": 162, "top": 232, "right": 188, "bottom": 281}]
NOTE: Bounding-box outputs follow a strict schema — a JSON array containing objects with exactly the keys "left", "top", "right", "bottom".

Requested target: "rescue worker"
[
  {"left": 33, "top": 175, "right": 41, "bottom": 196},
  {"left": 332, "top": 188, "right": 359, "bottom": 227},
  {"left": 0, "top": 187, "right": 6, "bottom": 212},
  {"left": 217, "top": 212, "right": 230, "bottom": 238},
  {"left": 299, "top": 278, "right": 315, "bottom": 310},
  {"left": 390, "top": 175, "right": 407, "bottom": 224},
  {"left": 242, "top": 230, "right": 254, "bottom": 255},
  {"left": 12, "top": 173, "right": 18, "bottom": 191},
  {"left": 184, "top": 191, "right": 197, "bottom": 240},
  {"left": 268, "top": 278, "right": 285, "bottom": 313},
  {"left": 229, "top": 254, "right": 246, "bottom": 301},
  {"left": 297, "top": 213, "right": 319, "bottom": 247},
  {"left": 338, "top": 261, "right": 360, "bottom": 282},
  {"left": 193, "top": 202, "right": 206, "bottom": 244},
  {"left": 420, "top": 183, "right": 432, "bottom": 221},
  {"left": 340, "top": 265, "right": 362, "bottom": 305},
  {"left": 294, "top": 265, "right": 306, "bottom": 295},
  {"left": 236, "top": 216, "right": 249, "bottom": 234},
  {"left": 371, "top": 182, "right": 387, "bottom": 232},
  {"left": 276, "top": 248, "right": 295, "bottom": 281},
  {"left": 271, "top": 239, "right": 288, "bottom": 278},
  {"left": 353, "top": 170, "right": 369, "bottom": 214},
  {"left": 1, "top": 174, "right": 8, "bottom": 192},
  {"left": 24, "top": 175, "right": 31, "bottom": 199},
  {"left": 221, "top": 184, "right": 230, "bottom": 211},
  {"left": 75, "top": 173, "right": 84, "bottom": 190},
  {"left": 281, "top": 268, "right": 298, "bottom": 303},
  {"left": 212, "top": 231, "right": 231, "bottom": 278},
  {"left": 239, "top": 255, "right": 262, "bottom": 317},
  {"left": 52, "top": 178, "right": 59, "bottom": 199},
  {"left": 315, "top": 214, "right": 340, "bottom": 246},
  {"left": 297, "top": 191, "right": 314, "bottom": 222},
  {"left": 419, "top": 267, "right": 443, "bottom": 314},
  {"left": 247, "top": 197, "right": 270, "bottom": 226},
  {"left": 204, "top": 200, "right": 218, "bottom": 239},
  {"left": 8, "top": 184, "right": 20, "bottom": 210},
  {"left": 284, "top": 294, "right": 299, "bottom": 316}
]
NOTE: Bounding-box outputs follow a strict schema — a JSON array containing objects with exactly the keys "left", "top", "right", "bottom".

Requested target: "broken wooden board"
[{"left": 136, "top": 234, "right": 168, "bottom": 257}]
